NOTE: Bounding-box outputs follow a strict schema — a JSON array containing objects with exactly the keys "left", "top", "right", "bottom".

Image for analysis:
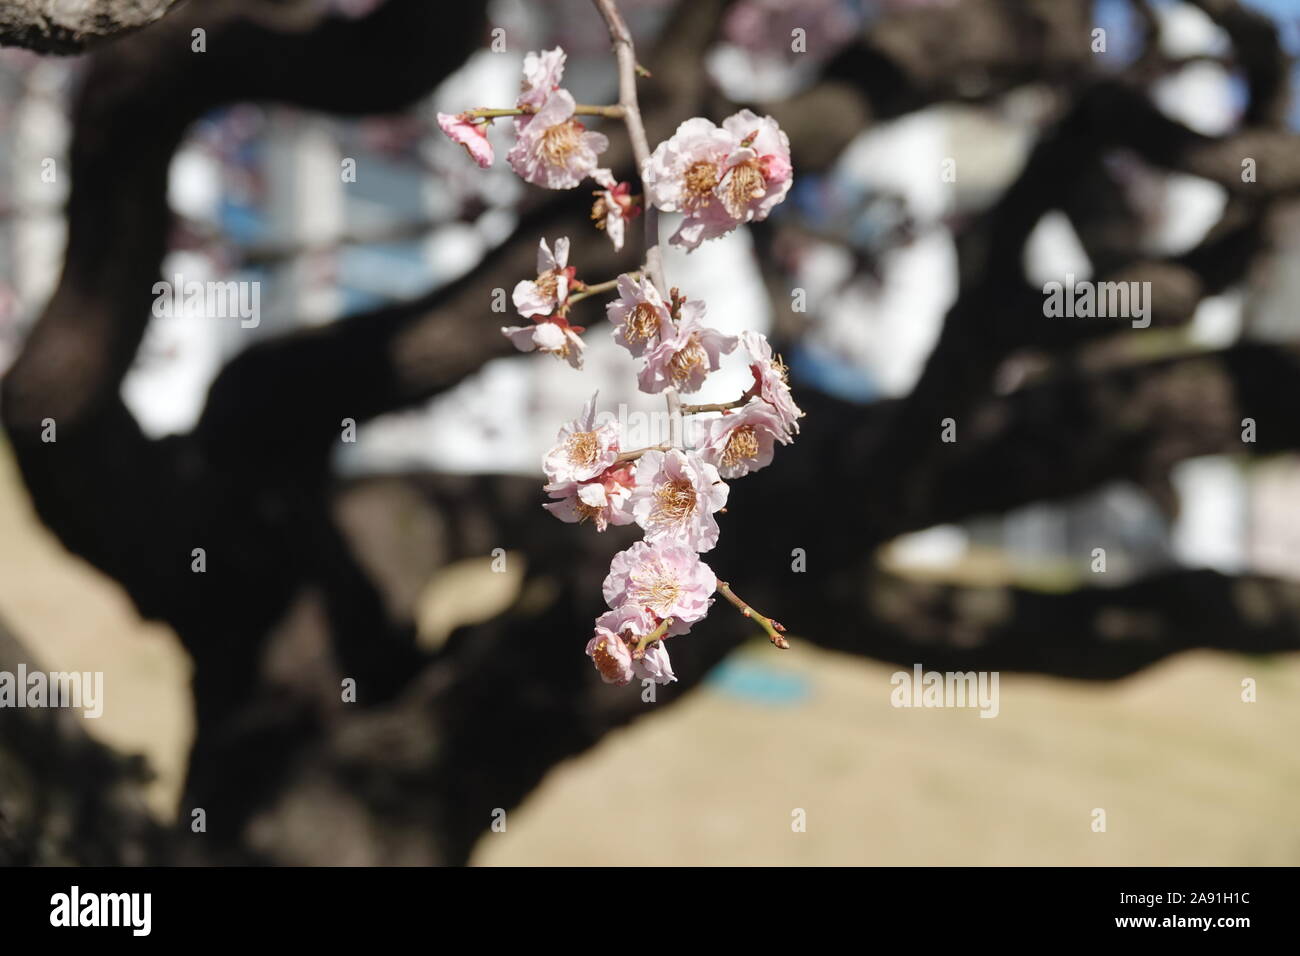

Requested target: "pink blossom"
[
  {"left": 634, "top": 641, "right": 676, "bottom": 683},
  {"left": 602, "top": 540, "right": 717, "bottom": 635},
  {"left": 518, "top": 47, "right": 567, "bottom": 112},
  {"left": 544, "top": 462, "right": 636, "bottom": 532},
  {"left": 586, "top": 605, "right": 676, "bottom": 685},
  {"left": 642, "top": 117, "right": 736, "bottom": 248},
  {"left": 630, "top": 449, "right": 728, "bottom": 552},
  {"left": 606, "top": 272, "right": 671, "bottom": 357},
  {"left": 741, "top": 330, "right": 803, "bottom": 436},
  {"left": 643, "top": 117, "right": 735, "bottom": 211},
  {"left": 508, "top": 90, "right": 608, "bottom": 190},
  {"left": 637, "top": 300, "right": 737, "bottom": 394},
  {"left": 436, "top": 112, "right": 494, "bottom": 168},
  {"left": 700, "top": 400, "right": 788, "bottom": 478},
  {"left": 500, "top": 316, "right": 586, "bottom": 369},
  {"left": 586, "top": 619, "right": 634, "bottom": 685},
  {"left": 543, "top": 393, "right": 620, "bottom": 485},
  {"left": 590, "top": 168, "right": 640, "bottom": 252},
  {"left": 642, "top": 111, "right": 792, "bottom": 250},
  {"left": 513, "top": 237, "right": 574, "bottom": 318},
  {"left": 718, "top": 110, "right": 793, "bottom": 222}
]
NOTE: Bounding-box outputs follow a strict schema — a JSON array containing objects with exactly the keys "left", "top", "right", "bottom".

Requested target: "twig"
[
  {"left": 614, "top": 443, "right": 670, "bottom": 463},
  {"left": 632, "top": 616, "right": 674, "bottom": 659},
  {"left": 465, "top": 104, "right": 625, "bottom": 119},
  {"left": 593, "top": 0, "right": 682, "bottom": 449},
  {"left": 717, "top": 581, "right": 789, "bottom": 649},
  {"left": 565, "top": 274, "right": 635, "bottom": 308},
  {"left": 681, "top": 386, "right": 759, "bottom": 415}
]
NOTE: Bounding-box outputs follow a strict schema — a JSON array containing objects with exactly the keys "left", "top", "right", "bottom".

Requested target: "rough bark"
[{"left": 0, "top": 0, "right": 183, "bottom": 54}]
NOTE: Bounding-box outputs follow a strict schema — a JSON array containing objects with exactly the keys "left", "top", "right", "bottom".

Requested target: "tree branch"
[{"left": 0, "top": 0, "right": 183, "bottom": 54}]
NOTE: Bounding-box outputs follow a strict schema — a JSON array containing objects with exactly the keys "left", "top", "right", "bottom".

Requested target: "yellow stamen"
[
  {"left": 668, "top": 336, "right": 709, "bottom": 389},
  {"left": 721, "top": 159, "right": 765, "bottom": 218},
  {"left": 539, "top": 120, "right": 583, "bottom": 166},
  {"left": 653, "top": 478, "right": 697, "bottom": 523},
  {"left": 591, "top": 638, "right": 627, "bottom": 682},
  {"left": 566, "top": 431, "right": 599, "bottom": 466},
  {"left": 683, "top": 160, "right": 720, "bottom": 209},
  {"left": 535, "top": 270, "right": 560, "bottom": 300},
  {"left": 629, "top": 568, "right": 682, "bottom": 616},
  {"left": 722, "top": 425, "right": 760, "bottom": 468},
  {"left": 624, "top": 302, "right": 661, "bottom": 344}
]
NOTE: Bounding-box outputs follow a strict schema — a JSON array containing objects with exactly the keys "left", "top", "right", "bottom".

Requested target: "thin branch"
[
  {"left": 803, "top": 568, "right": 1300, "bottom": 681},
  {"left": 565, "top": 275, "right": 629, "bottom": 308},
  {"left": 594, "top": 0, "right": 683, "bottom": 448},
  {"left": 465, "top": 104, "right": 625, "bottom": 119},
  {"left": 0, "top": 0, "right": 184, "bottom": 54},
  {"left": 632, "top": 617, "right": 674, "bottom": 658},
  {"left": 717, "top": 581, "right": 789, "bottom": 649},
  {"left": 682, "top": 386, "right": 759, "bottom": 415},
  {"left": 614, "top": 443, "right": 670, "bottom": 463}
]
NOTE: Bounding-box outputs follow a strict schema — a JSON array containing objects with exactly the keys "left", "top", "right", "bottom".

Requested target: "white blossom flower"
[
  {"left": 699, "top": 400, "right": 788, "bottom": 478},
  {"left": 637, "top": 300, "right": 736, "bottom": 394},
  {"left": 500, "top": 316, "right": 586, "bottom": 369},
  {"left": 586, "top": 605, "right": 677, "bottom": 685},
  {"left": 602, "top": 539, "right": 717, "bottom": 635},
  {"left": 543, "top": 462, "right": 636, "bottom": 532},
  {"left": 740, "top": 330, "right": 803, "bottom": 436},
  {"left": 606, "top": 272, "right": 672, "bottom": 358},
  {"left": 590, "top": 168, "right": 639, "bottom": 252},
  {"left": 630, "top": 449, "right": 729, "bottom": 553},
  {"left": 518, "top": 47, "right": 566, "bottom": 112},
  {"left": 508, "top": 90, "right": 608, "bottom": 190},
  {"left": 642, "top": 111, "right": 793, "bottom": 250},
  {"left": 436, "top": 112, "right": 494, "bottom": 168},
  {"left": 542, "top": 393, "right": 620, "bottom": 485},
  {"left": 512, "top": 237, "right": 573, "bottom": 318}
]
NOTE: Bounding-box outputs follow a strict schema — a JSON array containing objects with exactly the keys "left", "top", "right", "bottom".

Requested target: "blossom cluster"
[
  {"left": 438, "top": 39, "right": 801, "bottom": 688},
  {"left": 552, "top": 319, "right": 802, "bottom": 686}
]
